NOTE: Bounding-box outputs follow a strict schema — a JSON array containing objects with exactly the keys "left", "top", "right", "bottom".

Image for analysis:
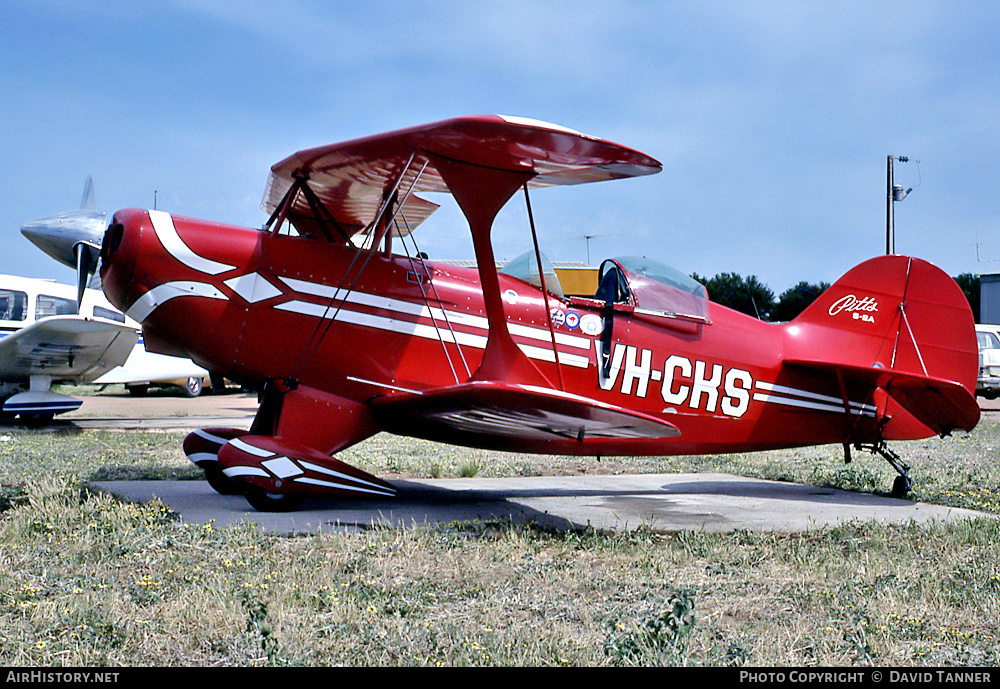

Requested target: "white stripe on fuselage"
[
  {"left": 274, "top": 276, "right": 592, "bottom": 368},
  {"left": 149, "top": 210, "right": 236, "bottom": 276},
  {"left": 126, "top": 281, "right": 228, "bottom": 322}
]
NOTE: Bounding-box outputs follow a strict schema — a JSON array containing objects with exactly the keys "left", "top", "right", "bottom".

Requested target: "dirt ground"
[{"left": 63, "top": 388, "right": 260, "bottom": 420}]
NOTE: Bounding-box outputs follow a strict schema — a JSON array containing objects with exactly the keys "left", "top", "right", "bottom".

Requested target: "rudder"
[{"left": 786, "top": 255, "right": 978, "bottom": 438}]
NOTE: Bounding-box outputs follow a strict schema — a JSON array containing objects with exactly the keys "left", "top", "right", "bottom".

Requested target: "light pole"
[{"left": 886, "top": 155, "right": 912, "bottom": 255}]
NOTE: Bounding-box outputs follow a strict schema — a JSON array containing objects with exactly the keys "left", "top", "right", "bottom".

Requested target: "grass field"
[{"left": 1, "top": 412, "right": 998, "bottom": 666}]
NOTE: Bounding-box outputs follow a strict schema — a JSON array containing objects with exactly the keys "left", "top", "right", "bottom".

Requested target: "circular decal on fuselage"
[{"left": 580, "top": 313, "right": 603, "bottom": 336}]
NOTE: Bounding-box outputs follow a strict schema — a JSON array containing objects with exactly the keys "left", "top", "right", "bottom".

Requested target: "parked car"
[{"left": 976, "top": 324, "right": 1000, "bottom": 399}]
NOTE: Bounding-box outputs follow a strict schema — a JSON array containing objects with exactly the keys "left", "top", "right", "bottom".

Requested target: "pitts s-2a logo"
[
  {"left": 596, "top": 342, "right": 752, "bottom": 418},
  {"left": 828, "top": 294, "right": 879, "bottom": 323}
]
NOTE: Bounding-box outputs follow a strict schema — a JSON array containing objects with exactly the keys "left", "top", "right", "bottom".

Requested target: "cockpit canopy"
[
  {"left": 600, "top": 256, "right": 708, "bottom": 320},
  {"left": 499, "top": 250, "right": 564, "bottom": 299}
]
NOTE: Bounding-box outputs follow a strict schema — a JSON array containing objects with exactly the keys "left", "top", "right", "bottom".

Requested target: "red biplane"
[{"left": 98, "top": 116, "right": 979, "bottom": 511}]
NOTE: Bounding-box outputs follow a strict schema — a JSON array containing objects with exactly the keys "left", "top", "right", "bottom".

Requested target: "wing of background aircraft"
[
  {"left": 0, "top": 315, "right": 138, "bottom": 417},
  {"left": 0, "top": 316, "right": 138, "bottom": 381}
]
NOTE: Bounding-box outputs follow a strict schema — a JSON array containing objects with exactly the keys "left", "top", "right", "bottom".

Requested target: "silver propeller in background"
[{"left": 20, "top": 176, "right": 106, "bottom": 312}]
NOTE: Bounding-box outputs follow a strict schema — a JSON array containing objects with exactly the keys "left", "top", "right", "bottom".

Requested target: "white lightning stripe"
[
  {"left": 222, "top": 466, "right": 269, "bottom": 478},
  {"left": 229, "top": 438, "right": 274, "bottom": 458},
  {"left": 346, "top": 376, "right": 424, "bottom": 394},
  {"left": 188, "top": 452, "right": 219, "bottom": 464},
  {"left": 262, "top": 456, "right": 305, "bottom": 479},
  {"left": 517, "top": 343, "right": 590, "bottom": 368},
  {"left": 126, "top": 281, "right": 228, "bottom": 322},
  {"left": 752, "top": 392, "right": 877, "bottom": 416},
  {"left": 274, "top": 300, "right": 590, "bottom": 369},
  {"left": 278, "top": 275, "right": 592, "bottom": 350},
  {"left": 274, "top": 300, "right": 489, "bottom": 348},
  {"left": 224, "top": 272, "right": 282, "bottom": 303},
  {"left": 755, "top": 381, "right": 876, "bottom": 413},
  {"left": 293, "top": 476, "right": 396, "bottom": 496},
  {"left": 298, "top": 460, "right": 392, "bottom": 491},
  {"left": 193, "top": 429, "right": 234, "bottom": 446},
  {"left": 509, "top": 322, "right": 591, "bottom": 350},
  {"left": 149, "top": 210, "right": 236, "bottom": 275}
]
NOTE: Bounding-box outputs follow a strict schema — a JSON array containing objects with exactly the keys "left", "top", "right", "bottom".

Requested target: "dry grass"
[{"left": 0, "top": 413, "right": 999, "bottom": 666}]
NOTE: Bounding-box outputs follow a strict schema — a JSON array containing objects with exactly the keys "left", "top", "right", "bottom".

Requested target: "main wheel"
[
  {"left": 243, "top": 487, "right": 304, "bottom": 512},
  {"left": 203, "top": 466, "right": 243, "bottom": 495}
]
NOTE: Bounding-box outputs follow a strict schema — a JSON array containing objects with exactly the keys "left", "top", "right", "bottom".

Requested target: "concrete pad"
[{"left": 90, "top": 472, "right": 994, "bottom": 535}]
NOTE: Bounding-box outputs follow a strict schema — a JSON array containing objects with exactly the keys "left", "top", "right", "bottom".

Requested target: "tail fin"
[{"left": 786, "top": 255, "right": 979, "bottom": 439}]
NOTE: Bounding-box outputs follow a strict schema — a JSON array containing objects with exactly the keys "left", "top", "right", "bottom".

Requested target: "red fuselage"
[{"left": 100, "top": 208, "right": 972, "bottom": 457}]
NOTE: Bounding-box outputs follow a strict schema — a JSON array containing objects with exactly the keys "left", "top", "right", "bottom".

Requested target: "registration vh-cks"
[{"left": 98, "top": 116, "right": 979, "bottom": 510}]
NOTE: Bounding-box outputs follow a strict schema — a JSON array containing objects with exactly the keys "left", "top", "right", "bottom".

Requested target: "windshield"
[
  {"left": 613, "top": 256, "right": 707, "bottom": 318},
  {"left": 499, "top": 250, "right": 564, "bottom": 298}
]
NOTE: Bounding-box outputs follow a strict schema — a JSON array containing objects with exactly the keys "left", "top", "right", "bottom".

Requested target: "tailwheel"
[
  {"left": 243, "top": 487, "right": 304, "bottom": 513},
  {"left": 857, "top": 441, "right": 913, "bottom": 499},
  {"left": 892, "top": 473, "right": 914, "bottom": 500}
]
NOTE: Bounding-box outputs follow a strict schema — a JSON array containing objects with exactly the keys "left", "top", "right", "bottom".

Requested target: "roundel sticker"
[
  {"left": 564, "top": 311, "right": 580, "bottom": 330},
  {"left": 580, "top": 314, "right": 603, "bottom": 336},
  {"left": 549, "top": 308, "right": 566, "bottom": 326}
]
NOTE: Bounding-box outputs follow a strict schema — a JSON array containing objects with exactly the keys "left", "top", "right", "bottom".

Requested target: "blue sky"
[{"left": 3, "top": 1, "right": 999, "bottom": 296}]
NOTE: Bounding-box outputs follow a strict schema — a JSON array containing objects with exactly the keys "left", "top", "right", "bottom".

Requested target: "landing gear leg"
[{"left": 858, "top": 441, "right": 913, "bottom": 498}]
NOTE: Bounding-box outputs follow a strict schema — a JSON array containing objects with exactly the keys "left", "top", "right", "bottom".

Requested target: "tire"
[
  {"left": 891, "top": 474, "right": 913, "bottom": 499},
  {"left": 243, "top": 487, "right": 304, "bottom": 512},
  {"left": 182, "top": 377, "right": 203, "bottom": 398},
  {"left": 204, "top": 466, "right": 244, "bottom": 495},
  {"left": 127, "top": 384, "right": 148, "bottom": 397}
]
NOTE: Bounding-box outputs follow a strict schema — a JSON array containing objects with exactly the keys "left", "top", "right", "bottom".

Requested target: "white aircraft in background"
[{"left": 0, "top": 274, "right": 138, "bottom": 418}]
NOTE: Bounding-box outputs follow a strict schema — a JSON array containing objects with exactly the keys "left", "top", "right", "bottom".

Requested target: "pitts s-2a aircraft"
[{"left": 98, "top": 116, "right": 979, "bottom": 511}]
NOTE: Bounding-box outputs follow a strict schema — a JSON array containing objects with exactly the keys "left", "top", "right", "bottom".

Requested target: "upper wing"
[
  {"left": 262, "top": 115, "right": 661, "bottom": 240},
  {"left": 0, "top": 316, "right": 139, "bottom": 383},
  {"left": 369, "top": 380, "right": 679, "bottom": 454}
]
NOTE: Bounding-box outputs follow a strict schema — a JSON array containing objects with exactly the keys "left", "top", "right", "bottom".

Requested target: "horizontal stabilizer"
[
  {"left": 786, "top": 359, "right": 980, "bottom": 437},
  {"left": 371, "top": 381, "right": 679, "bottom": 453}
]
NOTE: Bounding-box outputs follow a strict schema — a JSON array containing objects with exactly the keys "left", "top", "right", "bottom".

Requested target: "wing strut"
[
  {"left": 286, "top": 153, "right": 428, "bottom": 382},
  {"left": 523, "top": 184, "right": 565, "bottom": 391},
  {"left": 430, "top": 153, "right": 554, "bottom": 388},
  {"left": 393, "top": 212, "right": 473, "bottom": 383},
  {"left": 264, "top": 174, "right": 351, "bottom": 244}
]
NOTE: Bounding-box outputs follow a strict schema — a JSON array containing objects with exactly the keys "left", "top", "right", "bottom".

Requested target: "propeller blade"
[
  {"left": 74, "top": 243, "right": 99, "bottom": 313},
  {"left": 80, "top": 175, "right": 96, "bottom": 210}
]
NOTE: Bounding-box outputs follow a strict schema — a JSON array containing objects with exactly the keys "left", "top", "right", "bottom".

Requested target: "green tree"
[
  {"left": 772, "top": 281, "right": 831, "bottom": 322},
  {"left": 693, "top": 272, "right": 775, "bottom": 320},
  {"left": 953, "top": 273, "right": 980, "bottom": 323}
]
